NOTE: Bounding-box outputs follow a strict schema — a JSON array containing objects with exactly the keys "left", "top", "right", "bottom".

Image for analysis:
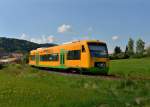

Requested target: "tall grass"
[{"left": 0, "top": 58, "right": 149, "bottom": 107}]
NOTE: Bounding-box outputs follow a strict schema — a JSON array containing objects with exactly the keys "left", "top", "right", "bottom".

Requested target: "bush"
[
  {"left": 21, "top": 53, "right": 29, "bottom": 64},
  {"left": 146, "top": 46, "right": 150, "bottom": 56},
  {"left": 132, "top": 52, "right": 148, "bottom": 58},
  {"left": 109, "top": 52, "right": 128, "bottom": 60}
]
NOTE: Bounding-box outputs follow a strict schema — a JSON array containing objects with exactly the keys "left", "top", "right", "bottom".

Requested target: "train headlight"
[{"left": 95, "top": 62, "right": 106, "bottom": 68}]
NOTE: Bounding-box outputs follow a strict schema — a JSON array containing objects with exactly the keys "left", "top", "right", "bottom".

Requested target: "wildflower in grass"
[
  {"left": 84, "top": 83, "right": 89, "bottom": 88},
  {"left": 92, "top": 83, "right": 97, "bottom": 89},
  {"left": 125, "top": 102, "right": 131, "bottom": 107}
]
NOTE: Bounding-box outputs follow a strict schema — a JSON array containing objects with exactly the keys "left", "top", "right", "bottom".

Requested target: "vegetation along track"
[
  {"left": 40, "top": 68, "right": 150, "bottom": 81},
  {"left": 39, "top": 69, "right": 142, "bottom": 80}
]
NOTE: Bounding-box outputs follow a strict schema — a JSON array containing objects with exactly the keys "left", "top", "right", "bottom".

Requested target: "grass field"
[
  {"left": 110, "top": 57, "right": 150, "bottom": 80},
  {"left": 0, "top": 58, "right": 150, "bottom": 107}
]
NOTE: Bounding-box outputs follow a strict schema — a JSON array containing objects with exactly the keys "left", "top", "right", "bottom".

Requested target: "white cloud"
[
  {"left": 20, "top": 33, "right": 27, "bottom": 40},
  {"left": 30, "top": 38, "right": 42, "bottom": 44},
  {"left": 57, "top": 24, "right": 71, "bottom": 33},
  {"left": 112, "top": 36, "right": 119, "bottom": 41},
  {"left": 18, "top": 33, "right": 55, "bottom": 44},
  {"left": 30, "top": 35, "right": 55, "bottom": 44},
  {"left": 47, "top": 35, "right": 55, "bottom": 43}
]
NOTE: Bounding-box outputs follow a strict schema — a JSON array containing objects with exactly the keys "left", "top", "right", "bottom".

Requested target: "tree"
[
  {"left": 111, "top": 46, "right": 125, "bottom": 59},
  {"left": 136, "top": 38, "right": 145, "bottom": 57},
  {"left": 114, "top": 46, "right": 122, "bottom": 54},
  {"left": 124, "top": 45, "right": 129, "bottom": 58},
  {"left": 146, "top": 46, "right": 150, "bottom": 56},
  {"left": 22, "top": 53, "right": 29, "bottom": 64},
  {"left": 127, "top": 38, "right": 134, "bottom": 57}
]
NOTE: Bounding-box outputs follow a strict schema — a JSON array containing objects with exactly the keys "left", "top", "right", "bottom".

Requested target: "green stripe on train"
[
  {"left": 34, "top": 64, "right": 68, "bottom": 69},
  {"left": 31, "top": 64, "right": 108, "bottom": 74}
]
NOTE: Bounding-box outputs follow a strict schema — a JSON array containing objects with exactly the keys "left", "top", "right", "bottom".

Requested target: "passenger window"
[
  {"left": 30, "top": 55, "right": 35, "bottom": 61},
  {"left": 40, "top": 53, "right": 59, "bottom": 61},
  {"left": 82, "top": 45, "right": 86, "bottom": 52},
  {"left": 67, "top": 50, "right": 81, "bottom": 60}
]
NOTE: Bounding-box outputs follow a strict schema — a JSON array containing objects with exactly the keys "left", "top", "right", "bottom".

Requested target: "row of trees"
[{"left": 110, "top": 38, "right": 150, "bottom": 59}]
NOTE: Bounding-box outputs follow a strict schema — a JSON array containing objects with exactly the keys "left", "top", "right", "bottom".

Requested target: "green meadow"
[{"left": 0, "top": 58, "right": 150, "bottom": 107}]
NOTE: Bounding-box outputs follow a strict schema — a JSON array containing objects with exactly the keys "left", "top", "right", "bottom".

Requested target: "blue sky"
[{"left": 0, "top": 0, "right": 150, "bottom": 52}]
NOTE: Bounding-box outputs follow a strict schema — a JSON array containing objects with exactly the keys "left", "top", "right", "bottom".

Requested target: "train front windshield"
[{"left": 88, "top": 43, "right": 108, "bottom": 58}]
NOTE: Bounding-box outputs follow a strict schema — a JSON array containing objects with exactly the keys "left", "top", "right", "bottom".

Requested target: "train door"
[
  {"left": 60, "top": 49, "right": 65, "bottom": 65},
  {"left": 36, "top": 52, "right": 39, "bottom": 66}
]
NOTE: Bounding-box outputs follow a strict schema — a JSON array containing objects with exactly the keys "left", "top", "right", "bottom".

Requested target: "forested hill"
[{"left": 0, "top": 37, "right": 57, "bottom": 53}]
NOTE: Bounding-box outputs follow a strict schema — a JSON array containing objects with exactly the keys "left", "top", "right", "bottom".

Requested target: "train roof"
[{"left": 30, "top": 40, "right": 106, "bottom": 53}]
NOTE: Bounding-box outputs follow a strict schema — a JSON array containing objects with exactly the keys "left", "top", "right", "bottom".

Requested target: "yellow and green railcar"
[{"left": 29, "top": 40, "right": 109, "bottom": 74}]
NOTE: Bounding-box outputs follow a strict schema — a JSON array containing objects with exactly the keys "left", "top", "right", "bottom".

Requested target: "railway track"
[
  {"left": 40, "top": 68, "right": 150, "bottom": 81},
  {"left": 39, "top": 68, "right": 122, "bottom": 80}
]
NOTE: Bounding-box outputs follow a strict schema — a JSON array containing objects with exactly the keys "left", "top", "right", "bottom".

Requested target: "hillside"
[
  {"left": 0, "top": 58, "right": 149, "bottom": 107},
  {"left": 0, "top": 37, "right": 57, "bottom": 53}
]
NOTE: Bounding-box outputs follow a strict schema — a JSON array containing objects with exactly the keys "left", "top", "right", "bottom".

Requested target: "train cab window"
[
  {"left": 67, "top": 50, "right": 81, "bottom": 60},
  {"left": 82, "top": 45, "right": 86, "bottom": 52},
  {"left": 88, "top": 43, "right": 108, "bottom": 58}
]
